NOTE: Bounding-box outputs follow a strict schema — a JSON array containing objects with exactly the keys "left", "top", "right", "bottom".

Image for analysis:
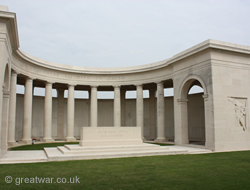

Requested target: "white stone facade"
[{"left": 1, "top": 6, "right": 250, "bottom": 156}]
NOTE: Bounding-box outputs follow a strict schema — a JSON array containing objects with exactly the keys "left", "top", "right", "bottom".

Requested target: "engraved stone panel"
[
  {"left": 80, "top": 127, "right": 143, "bottom": 146},
  {"left": 228, "top": 97, "right": 247, "bottom": 132}
]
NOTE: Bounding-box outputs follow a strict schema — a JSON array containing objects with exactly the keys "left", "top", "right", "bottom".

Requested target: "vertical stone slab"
[{"left": 203, "top": 95, "right": 215, "bottom": 150}]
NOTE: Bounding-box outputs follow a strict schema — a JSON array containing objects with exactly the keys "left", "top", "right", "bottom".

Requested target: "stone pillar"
[
  {"left": 136, "top": 84, "right": 144, "bottom": 140},
  {"left": 1, "top": 90, "right": 10, "bottom": 153},
  {"left": 155, "top": 82, "right": 166, "bottom": 142},
  {"left": 42, "top": 82, "right": 54, "bottom": 142},
  {"left": 175, "top": 98, "right": 189, "bottom": 145},
  {"left": 21, "top": 77, "right": 33, "bottom": 144},
  {"left": 121, "top": 90, "right": 126, "bottom": 126},
  {"left": 57, "top": 89, "right": 65, "bottom": 139},
  {"left": 149, "top": 89, "right": 156, "bottom": 140},
  {"left": 90, "top": 86, "right": 98, "bottom": 127},
  {"left": 8, "top": 71, "right": 17, "bottom": 145},
  {"left": 66, "top": 84, "right": 76, "bottom": 141},
  {"left": 203, "top": 94, "right": 215, "bottom": 150},
  {"left": 113, "top": 85, "right": 121, "bottom": 127}
]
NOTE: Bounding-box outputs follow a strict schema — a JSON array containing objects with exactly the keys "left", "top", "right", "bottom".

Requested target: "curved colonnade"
[{"left": 1, "top": 7, "right": 250, "bottom": 155}]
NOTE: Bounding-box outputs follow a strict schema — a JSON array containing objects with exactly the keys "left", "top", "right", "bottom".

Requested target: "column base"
[
  {"left": 141, "top": 137, "right": 146, "bottom": 142},
  {"left": 42, "top": 138, "right": 54, "bottom": 143},
  {"left": 66, "top": 137, "right": 76, "bottom": 142},
  {"left": 8, "top": 141, "right": 18, "bottom": 146},
  {"left": 154, "top": 138, "right": 167, "bottom": 143},
  {"left": 56, "top": 136, "right": 65, "bottom": 140},
  {"left": 19, "top": 139, "right": 32, "bottom": 144}
]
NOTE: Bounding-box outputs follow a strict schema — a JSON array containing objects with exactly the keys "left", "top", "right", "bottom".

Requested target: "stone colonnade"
[{"left": 7, "top": 75, "right": 167, "bottom": 144}]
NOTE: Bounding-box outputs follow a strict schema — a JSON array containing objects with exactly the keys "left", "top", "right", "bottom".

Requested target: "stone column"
[
  {"left": 113, "top": 85, "right": 121, "bottom": 127},
  {"left": 57, "top": 89, "right": 65, "bottom": 139},
  {"left": 121, "top": 90, "right": 126, "bottom": 126},
  {"left": 42, "top": 82, "right": 54, "bottom": 142},
  {"left": 149, "top": 89, "right": 156, "bottom": 140},
  {"left": 21, "top": 77, "right": 33, "bottom": 144},
  {"left": 136, "top": 84, "right": 144, "bottom": 140},
  {"left": 66, "top": 84, "right": 76, "bottom": 141},
  {"left": 90, "top": 86, "right": 98, "bottom": 127},
  {"left": 155, "top": 82, "right": 166, "bottom": 142},
  {"left": 8, "top": 71, "right": 17, "bottom": 145}
]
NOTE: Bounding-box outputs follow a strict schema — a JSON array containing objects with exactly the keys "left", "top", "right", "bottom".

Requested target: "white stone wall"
[
  {"left": 212, "top": 49, "right": 250, "bottom": 151},
  {"left": 15, "top": 94, "right": 204, "bottom": 141}
]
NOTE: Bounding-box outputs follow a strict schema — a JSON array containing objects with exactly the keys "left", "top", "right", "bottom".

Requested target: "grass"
[
  {"left": 146, "top": 142, "right": 174, "bottom": 146},
  {"left": 10, "top": 142, "right": 79, "bottom": 151},
  {"left": 10, "top": 142, "right": 172, "bottom": 151},
  {"left": 1, "top": 151, "right": 250, "bottom": 189}
]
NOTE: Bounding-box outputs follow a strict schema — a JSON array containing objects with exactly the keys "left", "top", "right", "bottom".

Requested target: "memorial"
[
  {"left": 1, "top": 5, "right": 250, "bottom": 159},
  {"left": 80, "top": 127, "right": 143, "bottom": 146}
]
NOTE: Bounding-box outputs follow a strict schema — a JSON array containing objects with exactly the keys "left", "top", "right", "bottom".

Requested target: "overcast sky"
[
  {"left": 1, "top": 0, "right": 250, "bottom": 68},
  {"left": 1, "top": 0, "right": 250, "bottom": 98}
]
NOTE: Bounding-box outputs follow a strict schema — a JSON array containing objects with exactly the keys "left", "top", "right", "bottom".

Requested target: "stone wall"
[{"left": 15, "top": 93, "right": 204, "bottom": 141}]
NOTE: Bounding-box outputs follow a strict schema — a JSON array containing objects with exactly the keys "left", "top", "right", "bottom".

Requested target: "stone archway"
[
  {"left": 177, "top": 75, "right": 208, "bottom": 145},
  {"left": 187, "top": 83, "right": 205, "bottom": 145},
  {"left": 1, "top": 64, "right": 10, "bottom": 155}
]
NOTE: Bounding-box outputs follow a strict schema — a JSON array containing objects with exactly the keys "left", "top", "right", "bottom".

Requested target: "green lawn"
[
  {"left": 10, "top": 142, "right": 172, "bottom": 151},
  {"left": 1, "top": 151, "right": 250, "bottom": 190},
  {"left": 10, "top": 142, "right": 79, "bottom": 151}
]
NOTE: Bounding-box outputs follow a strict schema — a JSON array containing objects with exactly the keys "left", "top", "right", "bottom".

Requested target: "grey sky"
[
  {"left": 1, "top": 0, "right": 249, "bottom": 98},
  {"left": 1, "top": 0, "right": 250, "bottom": 68}
]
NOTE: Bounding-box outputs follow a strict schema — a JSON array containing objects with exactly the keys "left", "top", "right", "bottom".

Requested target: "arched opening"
[
  {"left": 179, "top": 77, "right": 206, "bottom": 146},
  {"left": 188, "top": 84, "right": 205, "bottom": 145},
  {"left": 1, "top": 64, "right": 10, "bottom": 154}
]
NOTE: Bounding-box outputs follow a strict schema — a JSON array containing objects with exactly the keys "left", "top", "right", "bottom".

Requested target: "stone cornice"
[
  {"left": 0, "top": 10, "right": 19, "bottom": 50},
  {"left": 15, "top": 40, "right": 250, "bottom": 76}
]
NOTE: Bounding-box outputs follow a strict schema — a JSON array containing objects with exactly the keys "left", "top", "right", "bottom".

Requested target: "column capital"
[
  {"left": 203, "top": 94, "right": 209, "bottom": 101},
  {"left": 135, "top": 83, "right": 143, "bottom": 87},
  {"left": 90, "top": 85, "right": 98, "bottom": 88},
  {"left": 45, "top": 81, "right": 53, "bottom": 85},
  {"left": 26, "top": 76, "right": 35, "bottom": 81},
  {"left": 177, "top": 99, "right": 188, "bottom": 103},
  {"left": 3, "top": 90, "right": 10, "bottom": 96},
  {"left": 11, "top": 70, "right": 18, "bottom": 77},
  {"left": 113, "top": 85, "right": 120, "bottom": 88},
  {"left": 68, "top": 84, "right": 76, "bottom": 87},
  {"left": 155, "top": 81, "right": 164, "bottom": 85}
]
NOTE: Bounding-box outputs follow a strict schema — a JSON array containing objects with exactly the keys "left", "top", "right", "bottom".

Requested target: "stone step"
[
  {"left": 0, "top": 150, "right": 48, "bottom": 164},
  {"left": 44, "top": 147, "right": 188, "bottom": 162},
  {"left": 64, "top": 143, "right": 161, "bottom": 151},
  {"left": 57, "top": 145, "right": 169, "bottom": 155}
]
